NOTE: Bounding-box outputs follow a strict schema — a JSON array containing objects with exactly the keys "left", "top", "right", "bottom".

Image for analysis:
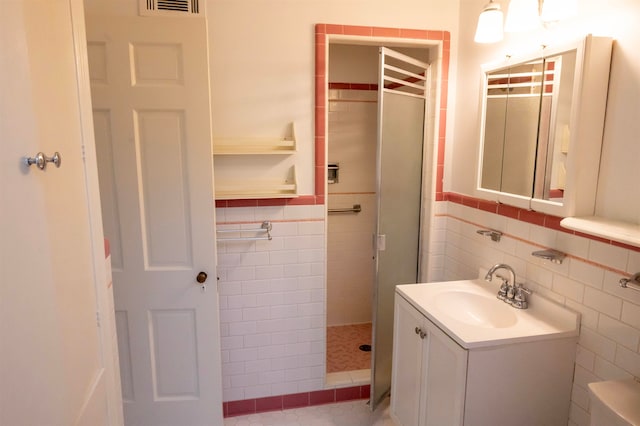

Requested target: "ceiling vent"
[{"left": 140, "top": 0, "right": 202, "bottom": 17}]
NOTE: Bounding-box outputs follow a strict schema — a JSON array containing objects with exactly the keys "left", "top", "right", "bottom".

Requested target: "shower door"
[{"left": 371, "top": 47, "right": 428, "bottom": 409}]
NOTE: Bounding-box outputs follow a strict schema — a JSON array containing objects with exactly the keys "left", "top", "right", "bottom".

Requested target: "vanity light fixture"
[
  {"left": 504, "top": 0, "right": 541, "bottom": 32},
  {"left": 474, "top": 0, "right": 578, "bottom": 43},
  {"left": 474, "top": 0, "right": 504, "bottom": 44}
]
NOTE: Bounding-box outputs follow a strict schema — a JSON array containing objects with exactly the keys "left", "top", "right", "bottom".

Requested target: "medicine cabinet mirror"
[{"left": 476, "top": 35, "right": 612, "bottom": 217}]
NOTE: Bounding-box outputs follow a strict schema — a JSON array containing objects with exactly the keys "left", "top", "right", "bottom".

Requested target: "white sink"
[
  {"left": 435, "top": 291, "right": 517, "bottom": 328},
  {"left": 396, "top": 279, "right": 580, "bottom": 349}
]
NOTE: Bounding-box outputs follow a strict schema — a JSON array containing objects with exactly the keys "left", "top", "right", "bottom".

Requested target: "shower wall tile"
[
  {"left": 438, "top": 198, "right": 640, "bottom": 426},
  {"left": 216, "top": 204, "right": 326, "bottom": 402}
]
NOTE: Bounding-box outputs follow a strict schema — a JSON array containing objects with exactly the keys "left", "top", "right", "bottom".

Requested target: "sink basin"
[
  {"left": 396, "top": 279, "right": 580, "bottom": 349},
  {"left": 435, "top": 291, "right": 517, "bottom": 328}
]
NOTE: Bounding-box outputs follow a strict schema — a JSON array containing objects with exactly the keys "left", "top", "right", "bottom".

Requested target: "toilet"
[{"left": 588, "top": 378, "right": 640, "bottom": 426}]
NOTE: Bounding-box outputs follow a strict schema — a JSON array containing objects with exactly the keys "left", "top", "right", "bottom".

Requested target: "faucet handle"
[{"left": 511, "top": 283, "right": 532, "bottom": 309}]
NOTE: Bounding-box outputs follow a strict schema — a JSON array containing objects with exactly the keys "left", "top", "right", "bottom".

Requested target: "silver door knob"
[{"left": 26, "top": 152, "right": 61, "bottom": 170}]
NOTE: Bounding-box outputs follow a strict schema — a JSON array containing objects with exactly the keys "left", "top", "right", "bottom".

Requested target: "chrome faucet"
[
  {"left": 484, "top": 263, "right": 516, "bottom": 301},
  {"left": 484, "top": 263, "right": 532, "bottom": 309}
]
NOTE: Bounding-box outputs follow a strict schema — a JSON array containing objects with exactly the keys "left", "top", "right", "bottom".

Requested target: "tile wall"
[
  {"left": 216, "top": 204, "right": 327, "bottom": 402},
  {"left": 434, "top": 195, "right": 640, "bottom": 426}
]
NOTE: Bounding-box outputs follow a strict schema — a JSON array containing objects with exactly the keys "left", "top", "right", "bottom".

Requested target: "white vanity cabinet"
[
  {"left": 391, "top": 294, "right": 467, "bottom": 426},
  {"left": 391, "top": 291, "right": 578, "bottom": 426}
]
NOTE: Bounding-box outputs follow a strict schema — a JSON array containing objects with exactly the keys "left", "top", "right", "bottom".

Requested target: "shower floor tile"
[{"left": 327, "top": 323, "right": 372, "bottom": 373}]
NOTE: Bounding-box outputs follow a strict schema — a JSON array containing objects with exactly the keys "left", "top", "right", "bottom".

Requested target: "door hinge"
[{"left": 96, "top": 311, "right": 101, "bottom": 328}]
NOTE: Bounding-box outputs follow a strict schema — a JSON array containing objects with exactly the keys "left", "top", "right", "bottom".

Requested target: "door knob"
[
  {"left": 26, "top": 152, "right": 62, "bottom": 170},
  {"left": 196, "top": 272, "right": 208, "bottom": 283}
]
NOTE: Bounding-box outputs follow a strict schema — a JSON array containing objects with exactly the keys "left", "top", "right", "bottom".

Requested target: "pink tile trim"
[
  {"left": 104, "top": 238, "right": 110, "bottom": 259},
  {"left": 223, "top": 385, "right": 369, "bottom": 418},
  {"left": 444, "top": 192, "right": 640, "bottom": 253}
]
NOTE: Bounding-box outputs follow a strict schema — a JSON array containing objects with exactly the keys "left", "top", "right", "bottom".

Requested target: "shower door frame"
[{"left": 322, "top": 30, "right": 445, "bottom": 409}]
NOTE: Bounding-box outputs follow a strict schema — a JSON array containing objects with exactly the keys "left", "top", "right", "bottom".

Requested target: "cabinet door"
[
  {"left": 391, "top": 296, "right": 428, "bottom": 426},
  {"left": 424, "top": 318, "right": 468, "bottom": 426}
]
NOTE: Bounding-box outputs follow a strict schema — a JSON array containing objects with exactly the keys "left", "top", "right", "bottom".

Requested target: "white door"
[
  {"left": 1, "top": 0, "right": 114, "bottom": 424},
  {"left": 86, "top": 14, "right": 223, "bottom": 425}
]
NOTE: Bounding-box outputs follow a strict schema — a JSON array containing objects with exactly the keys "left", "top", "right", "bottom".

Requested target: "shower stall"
[{"left": 326, "top": 44, "right": 431, "bottom": 409}]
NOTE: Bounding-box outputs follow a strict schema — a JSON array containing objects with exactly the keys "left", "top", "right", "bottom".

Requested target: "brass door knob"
[{"left": 196, "top": 272, "right": 208, "bottom": 284}]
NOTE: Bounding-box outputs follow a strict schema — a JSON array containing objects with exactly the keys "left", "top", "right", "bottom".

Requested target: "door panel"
[
  {"left": 1, "top": 0, "right": 112, "bottom": 424},
  {"left": 371, "top": 47, "right": 428, "bottom": 409},
  {"left": 86, "top": 15, "right": 223, "bottom": 425}
]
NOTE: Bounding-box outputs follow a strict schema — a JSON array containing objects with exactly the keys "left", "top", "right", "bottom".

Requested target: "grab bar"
[
  {"left": 328, "top": 204, "right": 361, "bottom": 214},
  {"left": 620, "top": 272, "right": 640, "bottom": 292},
  {"left": 216, "top": 221, "right": 272, "bottom": 241}
]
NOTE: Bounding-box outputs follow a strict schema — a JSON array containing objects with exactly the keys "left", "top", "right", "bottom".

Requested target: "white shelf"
[
  {"left": 214, "top": 167, "right": 298, "bottom": 200},
  {"left": 212, "top": 123, "right": 298, "bottom": 200},
  {"left": 561, "top": 216, "right": 640, "bottom": 248},
  {"left": 212, "top": 138, "right": 296, "bottom": 155}
]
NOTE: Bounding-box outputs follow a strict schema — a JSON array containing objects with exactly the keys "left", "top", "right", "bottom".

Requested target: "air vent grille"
[{"left": 140, "top": 0, "right": 201, "bottom": 16}]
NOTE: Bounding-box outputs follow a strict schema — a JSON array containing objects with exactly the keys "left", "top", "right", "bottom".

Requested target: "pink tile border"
[
  {"left": 444, "top": 192, "right": 640, "bottom": 253},
  {"left": 222, "top": 385, "right": 370, "bottom": 418}
]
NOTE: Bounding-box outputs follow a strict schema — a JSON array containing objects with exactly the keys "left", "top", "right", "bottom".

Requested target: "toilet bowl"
[{"left": 588, "top": 378, "right": 640, "bottom": 426}]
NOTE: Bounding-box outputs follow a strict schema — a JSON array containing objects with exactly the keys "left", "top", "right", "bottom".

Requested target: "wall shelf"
[
  {"left": 560, "top": 216, "right": 640, "bottom": 248},
  {"left": 213, "top": 123, "right": 298, "bottom": 200},
  {"left": 215, "top": 168, "right": 298, "bottom": 200},
  {"left": 212, "top": 138, "right": 296, "bottom": 155}
]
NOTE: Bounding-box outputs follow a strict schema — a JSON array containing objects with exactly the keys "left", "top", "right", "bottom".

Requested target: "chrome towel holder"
[
  {"left": 216, "top": 221, "right": 272, "bottom": 242},
  {"left": 620, "top": 272, "right": 640, "bottom": 292}
]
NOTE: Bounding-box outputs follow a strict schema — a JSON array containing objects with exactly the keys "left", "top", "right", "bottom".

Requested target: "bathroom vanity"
[{"left": 390, "top": 279, "right": 580, "bottom": 426}]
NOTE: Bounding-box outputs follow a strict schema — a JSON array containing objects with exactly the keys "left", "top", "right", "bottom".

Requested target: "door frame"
[{"left": 317, "top": 24, "right": 450, "bottom": 401}]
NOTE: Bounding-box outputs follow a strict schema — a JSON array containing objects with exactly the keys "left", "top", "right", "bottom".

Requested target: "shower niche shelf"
[{"left": 212, "top": 123, "right": 298, "bottom": 200}]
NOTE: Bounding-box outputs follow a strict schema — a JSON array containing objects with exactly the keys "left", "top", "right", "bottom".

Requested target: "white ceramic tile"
[
  {"left": 505, "top": 217, "right": 530, "bottom": 240},
  {"left": 597, "top": 314, "right": 640, "bottom": 350},
  {"left": 588, "top": 240, "right": 629, "bottom": 272},
  {"left": 221, "top": 336, "right": 244, "bottom": 350},
  {"left": 284, "top": 263, "right": 312, "bottom": 277},
  {"left": 228, "top": 267, "right": 256, "bottom": 282},
  {"left": 528, "top": 224, "right": 558, "bottom": 248},
  {"left": 228, "top": 348, "right": 258, "bottom": 363},
  {"left": 552, "top": 274, "right": 585, "bottom": 302},
  {"left": 569, "top": 401, "right": 590, "bottom": 426},
  {"left": 243, "top": 384, "right": 272, "bottom": 399},
  {"left": 220, "top": 309, "right": 243, "bottom": 323},
  {"left": 574, "top": 345, "right": 596, "bottom": 371},
  {"left": 238, "top": 251, "right": 269, "bottom": 266},
  {"left": 628, "top": 250, "right": 640, "bottom": 273},
  {"left": 270, "top": 355, "right": 299, "bottom": 371},
  {"left": 228, "top": 321, "right": 258, "bottom": 336},
  {"left": 269, "top": 250, "right": 299, "bottom": 265},
  {"left": 571, "top": 383, "right": 590, "bottom": 411},
  {"left": 621, "top": 301, "right": 640, "bottom": 329},
  {"left": 556, "top": 232, "right": 590, "bottom": 260},
  {"left": 572, "top": 364, "right": 602, "bottom": 390},
  {"left": 593, "top": 356, "right": 633, "bottom": 381},
  {"left": 258, "top": 370, "right": 285, "bottom": 385},
  {"left": 224, "top": 207, "right": 256, "bottom": 222},
  {"left": 256, "top": 344, "right": 286, "bottom": 360},
  {"left": 230, "top": 373, "right": 258, "bottom": 388},
  {"left": 270, "top": 305, "right": 298, "bottom": 319},
  {"left": 583, "top": 287, "right": 622, "bottom": 319},
  {"left": 243, "top": 307, "right": 271, "bottom": 321},
  {"left": 565, "top": 300, "right": 600, "bottom": 329},
  {"left": 218, "top": 253, "right": 242, "bottom": 267},
  {"left": 578, "top": 326, "right": 616, "bottom": 362},
  {"left": 569, "top": 260, "right": 604, "bottom": 289},
  {"left": 325, "top": 371, "right": 353, "bottom": 387},
  {"left": 615, "top": 345, "right": 640, "bottom": 377},
  {"left": 244, "top": 334, "right": 272, "bottom": 349}
]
